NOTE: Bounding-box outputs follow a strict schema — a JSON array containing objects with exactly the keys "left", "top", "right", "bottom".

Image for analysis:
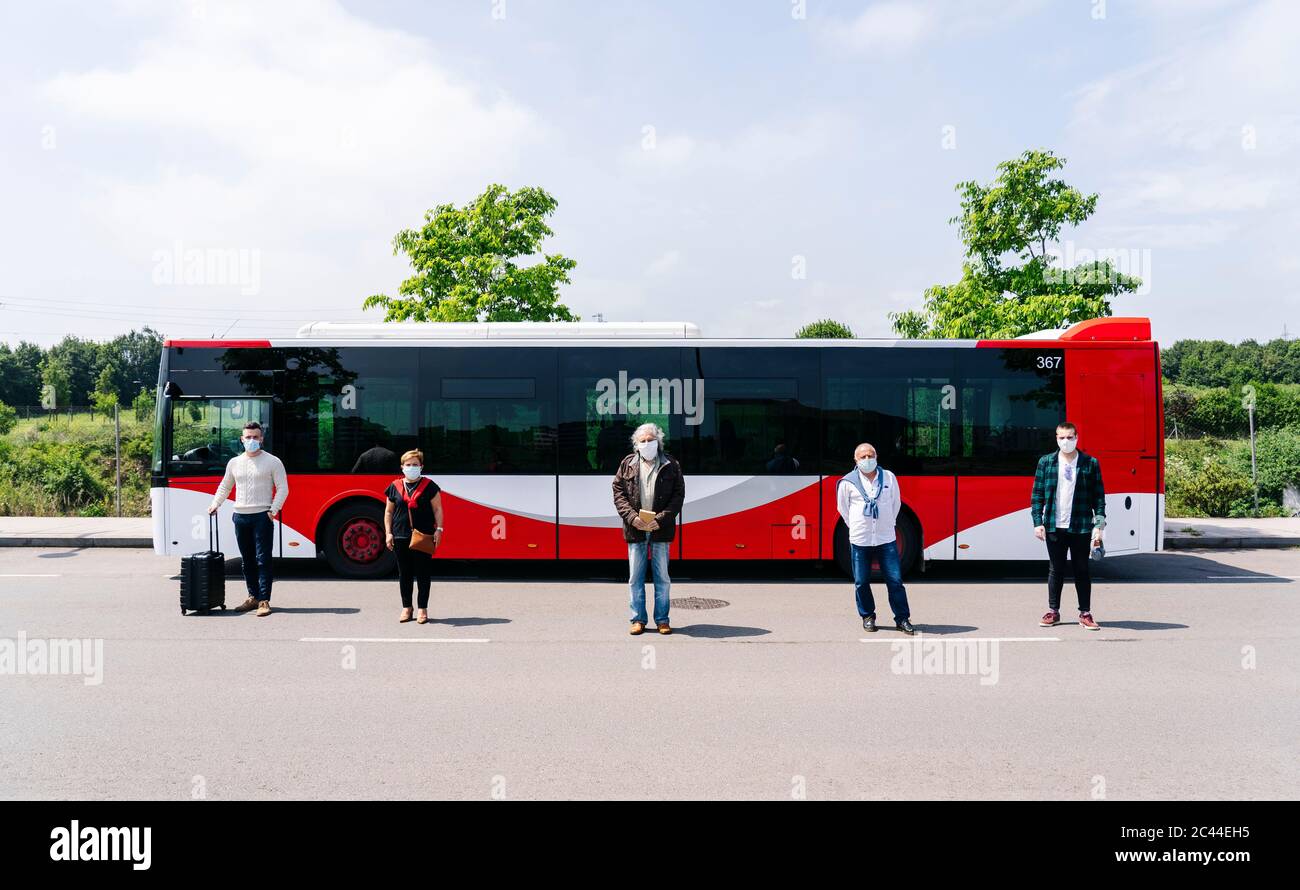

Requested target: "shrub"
[
  {"left": 1230, "top": 427, "right": 1300, "bottom": 505},
  {"left": 0, "top": 400, "right": 16, "bottom": 436},
  {"left": 40, "top": 462, "right": 105, "bottom": 511},
  {"left": 1165, "top": 440, "right": 1254, "bottom": 517},
  {"left": 132, "top": 386, "right": 156, "bottom": 423}
]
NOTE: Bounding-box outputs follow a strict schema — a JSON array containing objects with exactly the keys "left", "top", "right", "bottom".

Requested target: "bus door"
[
  {"left": 1073, "top": 357, "right": 1155, "bottom": 555},
  {"left": 676, "top": 347, "right": 820, "bottom": 560},
  {"left": 955, "top": 347, "right": 1066, "bottom": 560},
  {"left": 165, "top": 394, "right": 273, "bottom": 556}
]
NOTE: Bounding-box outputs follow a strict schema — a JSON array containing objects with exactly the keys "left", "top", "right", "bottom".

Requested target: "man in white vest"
[{"left": 835, "top": 442, "right": 915, "bottom": 634}]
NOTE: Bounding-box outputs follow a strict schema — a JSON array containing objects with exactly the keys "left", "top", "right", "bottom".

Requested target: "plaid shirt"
[{"left": 1030, "top": 450, "right": 1106, "bottom": 534}]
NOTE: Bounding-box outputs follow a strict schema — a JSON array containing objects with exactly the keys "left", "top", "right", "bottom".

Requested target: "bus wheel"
[
  {"left": 833, "top": 512, "right": 922, "bottom": 579},
  {"left": 322, "top": 501, "right": 396, "bottom": 579}
]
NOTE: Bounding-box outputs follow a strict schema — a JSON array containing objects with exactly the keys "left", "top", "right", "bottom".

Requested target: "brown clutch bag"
[{"left": 410, "top": 528, "right": 438, "bottom": 555}]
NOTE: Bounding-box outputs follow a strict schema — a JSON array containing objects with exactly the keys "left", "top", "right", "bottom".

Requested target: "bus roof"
[{"left": 163, "top": 317, "right": 1153, "bottom": 349}]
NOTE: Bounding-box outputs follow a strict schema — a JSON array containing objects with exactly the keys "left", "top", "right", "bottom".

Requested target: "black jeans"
[
  {"left": 232, "top": 510, "right": 274, "bottom": 602},
  {"left": 393, "top": 537, "right": 432, "bottom": 609},
  {"left": 1046, "top": 531, "right": 1091, "bottom": 613}
]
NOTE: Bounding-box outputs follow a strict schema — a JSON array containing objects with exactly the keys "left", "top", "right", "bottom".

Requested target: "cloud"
[
  {"left": 38, "top": 0, "right": 541, "bottom": 304},
  {"left": 820, "top": 0, "right": 1044, "bottom": 56},
  {"left": 645, "top": 250, "right": 682, "bottom": 276},
  {"left": 827, "top": 1, "right": 935, "bottom": 54},
  {"left": 620, "top": 111, "right": 852, "bottom": 176}
]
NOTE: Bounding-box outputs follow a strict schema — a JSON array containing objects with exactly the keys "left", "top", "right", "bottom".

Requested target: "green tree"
[
  {"left": 0, "top": 341, "right": 45, "bottom": 406},
  {"left": 132, "top": 386, "right": 157, "bottom": 423},
  {"left": 363, "top": 184, "right": 579, "bottom": 323},
  {"left": 43, "top": 336, "right": 103, "bottom": 405},
  {"left": 40, "top": 355, "right": 71, "bottom": 408},
  {"left": 0, "top": 400, "right": 16, "bottom": 436},
  {"left": 1162, "top": 338, "right": 1300, "bottom": 388},
  {"left": 891, "top": 150, "right": 1142, "bottom": 339},
  {"left": 91, "top": 365, "right": 119, "bottom": 418},
  {"left": 99, "top": 328, "right": 163, "bottom": 403},
  {"left": 795, "top": 319, "right": 854, "bottom": 338}
]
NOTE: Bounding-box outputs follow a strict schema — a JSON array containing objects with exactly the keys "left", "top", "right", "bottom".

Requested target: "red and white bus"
[{"left": 151, "top": 317, "right": 1164, "bottom": 577}]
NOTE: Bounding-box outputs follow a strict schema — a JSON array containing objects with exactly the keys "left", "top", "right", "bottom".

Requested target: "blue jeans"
[
  {"left": 232, "top": 510, "right": 275, "bottom": 601},
  {"left": 851, "top": 540, "right": 909, "bottom": 622},
  {"left": 628, "top": 538, "right": 671, "bottom": 625}
]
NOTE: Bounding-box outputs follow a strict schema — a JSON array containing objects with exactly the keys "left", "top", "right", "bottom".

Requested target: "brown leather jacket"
[{"left": 611, "top": 452, "right": 685, "bottom": 543}]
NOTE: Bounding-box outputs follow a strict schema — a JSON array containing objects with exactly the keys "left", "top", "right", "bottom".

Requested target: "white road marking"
[
  {"left": 860, "top": 636, "right": 1062, "bottom": 643},
  {"left": 298, "top": 637, "right": 490, "bottom": 643},
  {"left": 0, "top": 573, "right": 61, "bottom": 577}
]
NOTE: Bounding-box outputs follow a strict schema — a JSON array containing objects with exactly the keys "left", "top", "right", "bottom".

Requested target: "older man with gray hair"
[
  {"left": 612, "top": 422, "right": 686, "bottom": 635},
  {"left": 835, "top": 442, "right": 915, "bottom": 634}
]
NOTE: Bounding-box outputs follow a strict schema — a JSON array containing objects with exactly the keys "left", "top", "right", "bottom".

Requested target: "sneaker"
[
  {"left": 1079, "top": 612, "right": 1100, "bottom": 631},
  {"left": 234, "top": 596, "right": 258, "bottom": 613},
  {"left": 657, "top": 623, "right": 672, "bottom": 635},
  {"left": 896, "top": 619, "right": 916, "bottom": 635},
  {"left": 629, "top": 621, "right": 645, "bottom": 636},
  {"left": 1039, "top": 610, "right": 1060, "bottom": 627},
  {"left": 862, "top": 615, "right": 877, "bottom": 633},
  {"left": 256, "top": 600, "right": 271, "bottom": 618}
]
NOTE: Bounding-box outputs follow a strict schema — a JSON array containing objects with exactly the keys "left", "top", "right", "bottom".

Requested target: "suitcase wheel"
[{"left": 219, "top": 604, "right": 227, "bottom": 610}]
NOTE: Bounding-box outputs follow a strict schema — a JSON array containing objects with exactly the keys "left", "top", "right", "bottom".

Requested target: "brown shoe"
[
  {"left": 234, "top": 596, "right": 258, "bottom": 613},
  {"left": 416, "top": 609, "right": 429, "bottom": 625},
  {"left": 657, "top": 623, "right": 672, "bottom": 635},
  {"left": 399, "top": 607, "right": 413, "bottom": 623},
  {"left": 256, "top": 600, "right": 271, "bottom": 617},
  {"left": 1079, "top": 612, "right": 1100, "bottom": 631},
  {"left": 629, "top": 621, "right": 645, "bottom": 635},
  {"left": 1039, "top": 610, "right": 1060, "bottom": 627}
]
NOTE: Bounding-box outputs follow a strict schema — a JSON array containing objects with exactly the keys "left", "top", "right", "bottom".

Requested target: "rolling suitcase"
[{"left": 180, "top": 514, "right": 227, "bottom": 614}]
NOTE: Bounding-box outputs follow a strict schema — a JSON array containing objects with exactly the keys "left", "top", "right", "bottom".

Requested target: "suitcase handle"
[{"left": 209, "top": 511, "right": 219, "bottom": 552}]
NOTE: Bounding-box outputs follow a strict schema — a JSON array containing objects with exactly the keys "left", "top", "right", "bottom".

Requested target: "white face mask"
[
  {"left": 857, "top": 457, "right": 877, "bottom": 473},
  {"left": 242, "top": 438, "right": 261, "bottom": 453},
  {"left": 402, "top": 465, "right": 423, "bottom": 481},
  {"left": 636, "top": 440, "right": 658, "bottom": 460},
  {"left": 1057, "top": 436, "right": 1077, "bottom": 455}
]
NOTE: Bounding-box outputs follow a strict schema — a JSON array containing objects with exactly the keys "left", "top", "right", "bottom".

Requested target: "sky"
[{"left": 0, "top": 0, "right": 1296, "bottom": 348}]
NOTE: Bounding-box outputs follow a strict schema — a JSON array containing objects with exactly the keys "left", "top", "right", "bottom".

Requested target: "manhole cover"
[{"left": 670, "top": 597, "right": 729, "bottom": 610}]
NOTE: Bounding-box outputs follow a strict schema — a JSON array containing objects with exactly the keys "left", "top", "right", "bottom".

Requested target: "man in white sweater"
[
  {"left": 206, "top": 420, "right": 289, "bottom": 617},
  {"left": 835, "top": 442, "right": 915, "bottom": 634}
]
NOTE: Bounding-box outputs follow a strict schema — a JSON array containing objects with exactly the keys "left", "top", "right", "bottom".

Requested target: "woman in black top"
[{"left": 384, "top": 449, "right": 444, "bottom": 624}]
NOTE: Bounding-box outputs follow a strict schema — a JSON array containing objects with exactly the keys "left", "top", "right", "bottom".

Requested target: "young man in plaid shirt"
[{"left": 1030, "top": 421, "right": 1106, "bottom": 630}]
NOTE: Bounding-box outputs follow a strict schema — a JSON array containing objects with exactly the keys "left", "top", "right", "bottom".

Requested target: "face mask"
[
  {"left": 857, "top": 457, "right": 877, "bottom": 474},
  {"left": 1057, "top": 436, "right": 1077, "bottom": 455},
  {"left": 636, "top": 440, "right": 658, "bottom": 460},
  {"left": 242, "top": 438, "right": 261, "bottom": 453},
  {"left": 402, "top": 465, "right": 423, "bottom": 481}
]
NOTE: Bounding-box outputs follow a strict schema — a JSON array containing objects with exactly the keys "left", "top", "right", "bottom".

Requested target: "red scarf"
[{"left": 397, "top": 477, "right": 429, "bottom": 511}]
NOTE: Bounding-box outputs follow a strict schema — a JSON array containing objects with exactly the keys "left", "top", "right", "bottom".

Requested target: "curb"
[
  {"left": 0, "top": 538, "right": 152, "bottom": 548},
  {"left": 1164, "top": 537, "right": 1300, "bottom": 550}
]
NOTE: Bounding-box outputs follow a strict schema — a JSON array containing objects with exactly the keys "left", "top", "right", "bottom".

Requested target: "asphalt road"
[{"left": 1, "top": 547, "right": 1296, "bottom": 800}]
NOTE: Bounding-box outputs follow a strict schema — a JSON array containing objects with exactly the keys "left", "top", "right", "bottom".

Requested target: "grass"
[{"left": 0, "top": 409, "right": 154, "bottom": 517}]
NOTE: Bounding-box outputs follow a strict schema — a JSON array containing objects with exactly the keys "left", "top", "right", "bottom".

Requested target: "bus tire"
[
  {"left": 321, "top": 500, "right": 396, "bottom": 579},
  {"left": 833, "top": 510, "right": 922, "bottom": 579}
]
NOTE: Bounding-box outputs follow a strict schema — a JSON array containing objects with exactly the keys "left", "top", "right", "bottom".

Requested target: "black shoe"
[
  {"left": 896, "top": 619, "right": 916, "bottom": 635},
  {"left": 862, "top": 615, "right": 877, "bottom": 633}
]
